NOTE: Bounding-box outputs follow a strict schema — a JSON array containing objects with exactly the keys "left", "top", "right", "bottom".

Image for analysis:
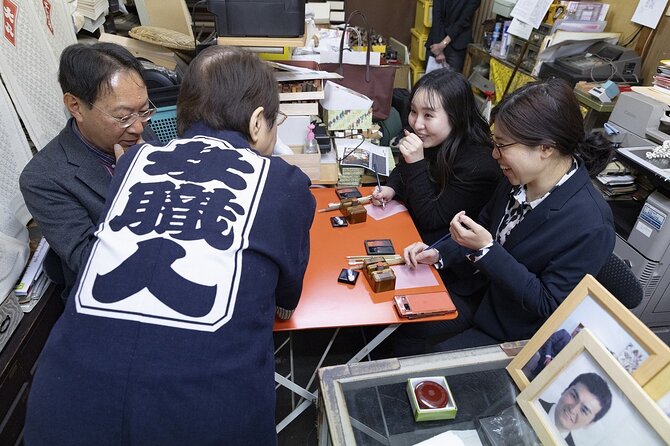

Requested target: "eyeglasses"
[
  {"left": 89, "top": 99, "right": 157, "bottom": 129},
  {"left": 275, "top": 111, "right": 288, "bottom": 126},
  {"left": 492, "top": 138, "right": 518, "bottom": 157}
]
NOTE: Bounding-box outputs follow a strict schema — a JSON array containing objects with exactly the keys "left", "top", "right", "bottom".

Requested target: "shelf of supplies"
[{"left": 466, "top": 44, "right": 535, "bottom": 78}]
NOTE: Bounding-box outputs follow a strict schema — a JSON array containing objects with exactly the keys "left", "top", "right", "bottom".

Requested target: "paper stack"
[
  {"left": 14, "top": 238, "right": 52, "bottom": 312},
  {"left": 77, "top": 0, "right": 109, "bottom": 32},
  {"left": 595, "top": 173, "right": 637, "bottom": 197},
  {"left": 653, "top": 60, "right": 670, "bottom": 96}
]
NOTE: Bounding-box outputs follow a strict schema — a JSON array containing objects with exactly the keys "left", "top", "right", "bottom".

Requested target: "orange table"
[
  {"left": 275, "top": 187, "right": 455, "bottom": 331},
  {"left": 273, "top": 187, "right": 457, "bottom": 432}
]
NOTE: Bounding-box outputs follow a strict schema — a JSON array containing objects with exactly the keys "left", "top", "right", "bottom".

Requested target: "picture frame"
[
  {"left": 644, "top": 364, "right": 670, "bottom": 418},
  {"left": 507, "top": 275, "right": 670, "bottom": 390},
  {"left": 517, "top": 329, "right": 670, "bottom": 446}
]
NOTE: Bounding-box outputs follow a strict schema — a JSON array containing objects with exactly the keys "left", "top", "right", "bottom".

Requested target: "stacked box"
[
  {"left": 410, "top": 0, "right": 432, "bottom": 85},
  {"left": 414, "top": 0, "right": 433, "bottom": 32}
]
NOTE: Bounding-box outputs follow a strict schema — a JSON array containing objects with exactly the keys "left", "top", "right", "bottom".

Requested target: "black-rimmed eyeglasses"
[
  {"left": 492, "top": 139, "right": 517, "bottom": 157},
  {"left": 89, "top": 99, "right": 157, "bottom": 129}
]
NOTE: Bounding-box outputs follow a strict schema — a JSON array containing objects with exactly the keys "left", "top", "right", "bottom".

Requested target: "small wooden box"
[
  {"left": 363, "top": 257, "right": 396, "bottom": 292},
  {"left": 344, "top": 204, "right": 367, "bottom": 224}
]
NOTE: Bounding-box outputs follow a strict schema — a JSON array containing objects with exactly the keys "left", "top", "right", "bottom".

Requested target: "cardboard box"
[
  {"left": 410, "top": 27, "right": 429, "bottom": 62},
  {"left": 320, "top": 81, "right": 373, "bottom": 131},
  {"left": 393, "top": 64, "right": 411, "bottom": 90},
  {"left": 277, "top": 146, "right": 321, "bottom": 181},
  {"left": 98, "top": 32, "right": 179, "bottom": 70},
  {"left": 406, "top": 376, "right": 457, "bottom": 422}
]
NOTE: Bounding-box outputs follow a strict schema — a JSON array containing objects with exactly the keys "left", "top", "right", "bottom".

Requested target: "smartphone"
[
  {"left": 393, "top": 292, "right": 456, "bottom": 319},
  {"left": 365, "top": 239, "right": 395, "bottom": 255},
  {"left": 336, "top": 187, "right": 362, "bottom": 200}
]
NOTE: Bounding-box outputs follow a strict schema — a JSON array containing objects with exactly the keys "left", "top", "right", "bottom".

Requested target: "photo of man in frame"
[
  {"left": 539, "top": 372, "right": 612, "bottom": 446},
  {"left": 536, "top": 351, "right": 667, "bottom": 446},
  {"left": 522, "top": 296, "right": 648, "bottom": 383}
]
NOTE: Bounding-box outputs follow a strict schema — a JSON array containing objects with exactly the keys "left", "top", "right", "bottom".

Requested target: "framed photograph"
[
  {"left": 517, "top": 329, "right": 670, "bottom": 446},
  {"left": 644, "top": 364, "right": 670, "bottom": 419},
  {"left": 507, "top": 275, "right": 670, "bottom": 390}
]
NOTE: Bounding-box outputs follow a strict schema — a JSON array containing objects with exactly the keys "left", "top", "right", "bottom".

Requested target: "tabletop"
[{"left": 274, "top": 187, "right": 456, "bottom": 331}]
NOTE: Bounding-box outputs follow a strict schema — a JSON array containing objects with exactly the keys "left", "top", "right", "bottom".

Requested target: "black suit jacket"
[
  {"left": 437, "top": 161, "right": 615, "bottom": 341},
  {"left": 427, "top": 0, "right": 481, "bottom": 51},
  {"left": 385, "top": 139, "right": 501, "bottom": 245}
]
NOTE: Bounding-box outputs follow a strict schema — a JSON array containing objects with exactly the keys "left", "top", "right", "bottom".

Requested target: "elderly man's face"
[{"left": 554, "top": 383, "right": 603, "bottom": 431}]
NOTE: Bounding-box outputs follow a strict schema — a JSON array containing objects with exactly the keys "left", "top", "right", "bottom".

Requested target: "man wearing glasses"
[{"left": 20, "top": 42, "right": 156, "bottom": 302}]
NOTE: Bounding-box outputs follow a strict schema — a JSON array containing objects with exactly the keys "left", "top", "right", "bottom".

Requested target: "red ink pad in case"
[{"left": 414, "top": 380, "right": 449, "bottom": 409}]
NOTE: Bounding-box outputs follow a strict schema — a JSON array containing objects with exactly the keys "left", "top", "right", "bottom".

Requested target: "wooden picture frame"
[
  {"left": 507, "top": 275, "right": 670, "bottom": 390},
  {"left": 644, "top": 364, "right": 670, "bottom": 418},
  {"left": 517, "top": 329, "right": 670, "bottom": 446}
]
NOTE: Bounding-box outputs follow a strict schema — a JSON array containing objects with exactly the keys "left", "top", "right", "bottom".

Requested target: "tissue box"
[
  {"left": 602, "top": 80, "right": 620, "bottom": 100},
  {"left": 406, "top": 376, "right": 457, "bottom": 422},
  {"left": 588, "top": 86, "right": 610, "bottom": 102}
]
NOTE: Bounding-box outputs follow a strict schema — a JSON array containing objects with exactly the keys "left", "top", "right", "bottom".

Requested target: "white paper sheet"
[
  {"left": 510, "top": 0, "right": 553, "bottom": 29},
  {"left": 426, "top": 56, "right": 449, "bottom": 73},
  {"left": 508, "top": 18, "right": 534, "bottom": 40},
  {"left": 413, "top": 429, "right": 483, "bottom": 446},
  {"left": 632, "top": 0, "right": 669, "bottom": 28}
]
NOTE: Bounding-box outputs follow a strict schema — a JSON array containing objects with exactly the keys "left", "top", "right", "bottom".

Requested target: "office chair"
[{"left": 595, "top": 253, "right": 644, "bottom": 309}]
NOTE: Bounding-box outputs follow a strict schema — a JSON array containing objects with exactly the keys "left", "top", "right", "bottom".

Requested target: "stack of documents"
[
  {"left": 14, "top": 238, "right": 52, "bottom": 312},
  {"left": 596, "top": 174, "right": 637, "bottom": 196},
  {"left": 77, "top": 0, "right": 108, "bottom": 32}
]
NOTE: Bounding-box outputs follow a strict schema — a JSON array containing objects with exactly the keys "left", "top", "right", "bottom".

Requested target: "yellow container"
[
  {"left": 414, "top": 0, "right": 433, "bottom": 31},
  {"left": 257, "top": 46, "right": 291, "bottom": 61},
  {"left": 410, "top": 27, "right": 429, "bottom": 62},
  {"left": 409, "top": 58, "right": 425, "bottom": 86},
  {"left": 351, "top": 45, "right": 387, "bottom": 53}
]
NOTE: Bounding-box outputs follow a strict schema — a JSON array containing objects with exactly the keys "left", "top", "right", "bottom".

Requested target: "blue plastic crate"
[{"left": 148, "top": 105, "right": 177, "bottom": 144}]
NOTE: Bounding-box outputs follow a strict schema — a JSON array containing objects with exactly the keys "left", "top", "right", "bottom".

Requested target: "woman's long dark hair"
[
  {"left": 409, "top": 69, "right": 491, "bottom": 191},
  {"left": 491, "top": 78, "right": 613, "bottom": 177}
]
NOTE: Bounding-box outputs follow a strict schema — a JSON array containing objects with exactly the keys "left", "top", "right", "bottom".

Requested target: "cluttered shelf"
[
  {"left": 0, "top": 283, "right": 63, "bottom": 444},
  {"left": 464, "top": 43, "right": 536, "bottom": 79}
]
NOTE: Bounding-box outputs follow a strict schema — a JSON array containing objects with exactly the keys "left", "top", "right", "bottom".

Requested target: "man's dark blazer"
[
  {"left": 427, "top": 0, "right": 481, "bottom": 51},
  {"left": 437, "top": 160, "right": 615, "bottom": 342},
  {"left": 20, "top": 120, "right": 111, "bottom": 297},
  {"left": 540, "top": 399, "right": 576, "bottom": 446}
]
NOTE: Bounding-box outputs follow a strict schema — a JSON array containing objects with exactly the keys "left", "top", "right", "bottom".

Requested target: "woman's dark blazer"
[{"left": 437, "top": 160, "right": 615, "bottom": 341}]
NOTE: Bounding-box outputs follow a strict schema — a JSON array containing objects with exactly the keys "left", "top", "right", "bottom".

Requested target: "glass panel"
[{"left": 341, "top": 366, "right": 536, "bottom": 445}]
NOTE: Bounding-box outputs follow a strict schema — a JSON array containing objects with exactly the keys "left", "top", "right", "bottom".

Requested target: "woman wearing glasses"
[
  {"left": 371, "top": 69, "right": 501, "bottom": 245},
  {"left": 396, "top": 78, "right": 615, "bottom": 354},
  {"left": 25, "top": 46, "right": 314, "bottom": 445}
]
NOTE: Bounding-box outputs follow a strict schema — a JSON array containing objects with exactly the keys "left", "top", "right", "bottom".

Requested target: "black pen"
[
  {"left": 427, "top": 231, "right": 452, "bottom": 251},
  {"left": 374, "top": 170, "right": 385, "bottom": 209}
]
